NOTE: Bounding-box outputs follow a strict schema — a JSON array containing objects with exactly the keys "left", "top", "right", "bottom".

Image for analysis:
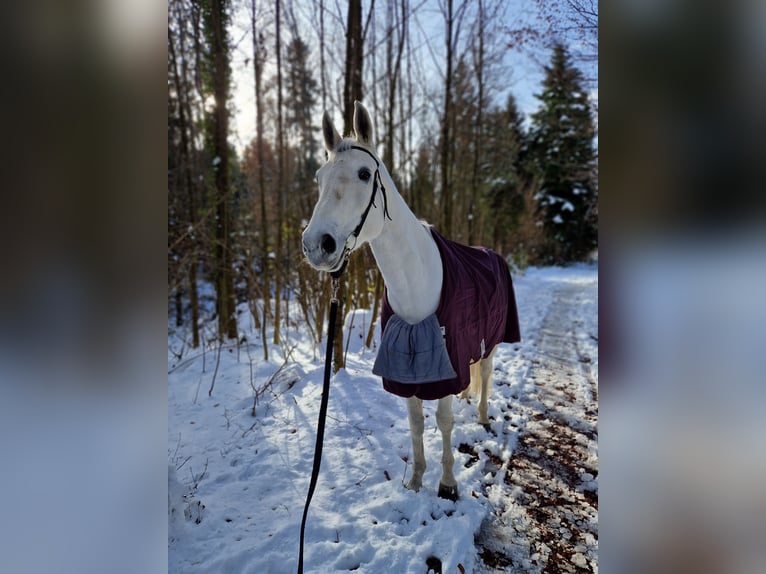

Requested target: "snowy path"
[
  {"left": 473, "top": 283, "right": 598, "bottom": 572},
  {"left": 168, "top": 265, "right": 598, "bottom": 573}
]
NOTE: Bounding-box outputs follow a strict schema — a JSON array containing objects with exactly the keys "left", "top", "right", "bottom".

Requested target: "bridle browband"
[{"left": 330, "top": 145, "right": 392, "bottom": 278}]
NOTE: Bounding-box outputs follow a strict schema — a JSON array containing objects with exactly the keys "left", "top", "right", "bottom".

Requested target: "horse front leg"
[
  {"left": 405, "top": 397, "right": 426, "bottom": 492},
  {"left": 436, "top": 396, "right": 458, "bottom": 500}
]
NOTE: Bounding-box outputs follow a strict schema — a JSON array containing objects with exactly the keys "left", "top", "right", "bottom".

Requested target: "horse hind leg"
[
  {"left": 436, "top": 396, "right": 458, "bottom": 501},
  {"left": 477, "top": 347, "right": 496, "bottom": 431},
  {"left": 461, "top": 361, "right": 482, "bottom": 401},
  {"left": 405, "top": 397, "right": 426, "bottom": 492}
]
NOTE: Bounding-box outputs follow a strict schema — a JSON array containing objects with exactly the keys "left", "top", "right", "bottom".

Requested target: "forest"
[{"left": 167, "top": 0, "right": 598, "bottom": 365}]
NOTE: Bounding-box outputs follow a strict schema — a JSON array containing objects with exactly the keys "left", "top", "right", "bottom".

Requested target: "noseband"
[{"left": 330, "top": 145, "right": 392, "bottom": 278}]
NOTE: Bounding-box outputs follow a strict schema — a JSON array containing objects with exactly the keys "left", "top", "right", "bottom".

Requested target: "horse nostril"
[{"left": 320, "top": 234, "right": 336, "bottom": 254}]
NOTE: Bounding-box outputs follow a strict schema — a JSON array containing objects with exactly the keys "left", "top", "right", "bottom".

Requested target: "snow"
[{"left": 168, "top": 264, "right": 598, "bottom": 573}]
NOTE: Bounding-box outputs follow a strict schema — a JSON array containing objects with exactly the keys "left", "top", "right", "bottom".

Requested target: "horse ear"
[
  {"left": 322, "top": 111, "right": 341, "bottom": 152},
  {"left": 353, "top": 101, "right": 374, "bottom": 147}
]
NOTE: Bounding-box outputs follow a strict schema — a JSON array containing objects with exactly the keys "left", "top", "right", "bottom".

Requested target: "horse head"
[{"left": 302, "top": 101, "right": 390, "bottom": 273}]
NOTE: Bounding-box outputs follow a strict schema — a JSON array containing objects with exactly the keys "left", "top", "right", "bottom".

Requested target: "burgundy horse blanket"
[{"left": 372, "top": 227, "right": 521, "bottom": 400}]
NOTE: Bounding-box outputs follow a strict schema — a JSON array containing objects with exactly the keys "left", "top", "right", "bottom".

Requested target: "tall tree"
[
  {"left": 204, "top": 0, "right": 237, "bottom": 340},
  {"left": 528, "top": 42, "right": 597, "bottom": 262},
  {"left": 318, "top": 0, "right": 327, "bottom": 111},
  {"left": 449, "top": 56, "right": 479, "bottom": 244},
  {"left": 251, "top": 0, "right": 269, "bottom": 360},
  {"left": 285, "top": 31, "right": 324, "bottom": 350},
  {"left": 168, "top": 11, "right": 201, "bottom": 348},
  {"left": 439, "top": 0, "right": 455, "bottom": 237},
  {"left": 285, "top": 37, "right": 319, "bottom": 166},
  {"left": 384, "top": 0, "right": 406, "bottom": 170},
  {"left": 468, "top": 0, "right": 484, "bottom": 245},
  {"left": 410, "top": 142, "right": 437, "bottom": 222},
  {"left": 273, "top": 0, "right": 285, "bottom": 345},
  {"left": 437, "top": 0, "right": 470, "bottom": 238},
  {"left": 342, "top": 0, "right": 364, "bottom": 135},
  {"left": 483, "top": 94, "right": 529, "bottom": 255},
  {"left": 331, "top": 0, "right": 367, "bottom": 373}
]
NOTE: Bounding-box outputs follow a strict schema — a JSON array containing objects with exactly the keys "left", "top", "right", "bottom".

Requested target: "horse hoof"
[
  {"left": 480, "top": 422, "right": 491, "bottom": 432},
  {"left": 438, "top": 483, "right": 458, "bottom": 501},
  {"left": 406, "top": 480, "right": 422, "bottom": 492},
  {"left": 425, "top": 556, "right": 442, "bottom": 573}
]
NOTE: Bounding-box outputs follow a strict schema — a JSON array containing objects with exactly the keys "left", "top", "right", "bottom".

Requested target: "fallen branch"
[{"left": 251, "top": 352, "right": 292, "bottom": 417}]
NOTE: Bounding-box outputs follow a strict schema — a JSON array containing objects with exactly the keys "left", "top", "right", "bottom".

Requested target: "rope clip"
[{"left": 331, "top": 276, "right": 340, "bottom": 303}]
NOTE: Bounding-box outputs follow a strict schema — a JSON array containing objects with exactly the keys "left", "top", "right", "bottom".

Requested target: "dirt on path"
[{"left": 472, "top": 283, "right": 599, "bottom": 573}]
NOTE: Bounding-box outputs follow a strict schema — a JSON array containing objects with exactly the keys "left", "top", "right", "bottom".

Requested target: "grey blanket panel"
[{"left": 372, "top": 313, "right": 457, "bottom": 384}]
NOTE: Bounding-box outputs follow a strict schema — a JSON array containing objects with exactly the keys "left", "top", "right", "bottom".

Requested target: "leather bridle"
[{"left": 329, "top": 145, "right": 392, "bottom": 278}]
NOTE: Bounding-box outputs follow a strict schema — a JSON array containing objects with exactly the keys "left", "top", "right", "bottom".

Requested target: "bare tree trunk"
[
  {"left": 334, "top": 0, "right": 365, "bottom": 372},
  {"left": 384, "top": 0, "right": 406, "bottom": 171},
  {"left": 210, "top": 0, "right": 237, "bottom": 341},
  {"left": 174, "top": 287, "right": 183, "bottom": 326},
  {"left": 469, "top": 0, "right": 484, "bottom": 245},
  {"left": 319, "top": 0, "right": 327, "bottom": 112},
  {"left": 273, "top": 0, "right": 284, "bottom": 345},
  {"left": 342, "top": 0, "right": 363, "bottom": 135},
  {"left": 169, "top": 22, "right": 201, "bottom": 348},
  {"left": 404, "top": 2, "right": 414, "bottom": 208},
  {"left": 252, "top": 0, "right": 269, "bottom": 360},
  {"left": 398, "top": 0, "right": 409, "bottom": 203},
  {"left": 440, "top": 0, "right": 454, "bottom": 237},
  {"left": 370, "top": 1, "right": 379, "bottom": 135},
  {"left": 364, "top": 269, "right": 382, "bottom": 349}
]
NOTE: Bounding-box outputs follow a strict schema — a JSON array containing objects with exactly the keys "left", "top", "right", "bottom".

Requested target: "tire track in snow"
[{"left": 475, "top": 282, "right": 598, "bottom": 573}]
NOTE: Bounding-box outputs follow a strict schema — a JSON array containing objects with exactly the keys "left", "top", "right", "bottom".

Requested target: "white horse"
[{"left": 302, "top": 101, "right": 518, "bottom": 500}]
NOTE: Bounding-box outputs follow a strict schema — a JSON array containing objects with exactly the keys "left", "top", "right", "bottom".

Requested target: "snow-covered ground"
[{"left": 168, "top": 264, "right": 598, "bottom": 573}]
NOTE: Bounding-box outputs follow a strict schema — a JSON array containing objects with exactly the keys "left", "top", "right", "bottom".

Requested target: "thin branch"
[
  {"left": 362, "top": 0, "right": 376, "bottom": 43},
  {"left": 188, "top": 458, "right": 209, "bottom": 494},
  {"left": 207, "top": 340, "right": 224, "bottom": 397}
]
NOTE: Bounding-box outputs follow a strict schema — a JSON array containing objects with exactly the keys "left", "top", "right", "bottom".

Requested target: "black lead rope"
[
  {"left": 297, "top": 271, "right": 343, "bottom": 574},
  {"left": 297, "top": 145, "right": 391, "bottom": 574}
]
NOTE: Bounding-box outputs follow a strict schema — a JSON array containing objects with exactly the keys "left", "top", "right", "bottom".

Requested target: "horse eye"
[{"left": 358, "top": 168, "right": 371, "bottom": 182}]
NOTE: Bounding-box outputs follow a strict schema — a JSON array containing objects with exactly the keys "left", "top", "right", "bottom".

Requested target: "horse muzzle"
[{"left": 302, "top": 230, "right": 345, "bottom": 271}]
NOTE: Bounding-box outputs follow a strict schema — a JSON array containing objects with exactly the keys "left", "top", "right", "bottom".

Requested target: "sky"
[{"left": 226, "top": 0, "right": 597, "bottom": 155}]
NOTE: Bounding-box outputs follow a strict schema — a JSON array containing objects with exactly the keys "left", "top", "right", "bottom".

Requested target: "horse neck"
[{"left": 368, "top": 167, "right": 442, "bottom": 324}]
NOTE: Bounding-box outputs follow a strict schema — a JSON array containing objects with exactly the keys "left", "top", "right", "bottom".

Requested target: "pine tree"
[
  {"left": 483, "top": 94, "right": 528, "bottom": 254},
  {"left": 410, "top": 143, "right": 437, "bottom": 222},
  {"left": 285, "top": 37, "right": 318, "bottom": 156},
  {"left": 285, "top": 35, "right": 319, "bottom": 202},
  {"left": 449, "top": 57, "right": 479, "bottom": 243},
  {"left": 528, "top": 42, "right": 597, "bottom": 263}
]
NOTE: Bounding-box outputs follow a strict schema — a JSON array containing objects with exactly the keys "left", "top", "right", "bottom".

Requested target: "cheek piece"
[{"left": 330, "top": 145, "right": 392, "bottom": 278}]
